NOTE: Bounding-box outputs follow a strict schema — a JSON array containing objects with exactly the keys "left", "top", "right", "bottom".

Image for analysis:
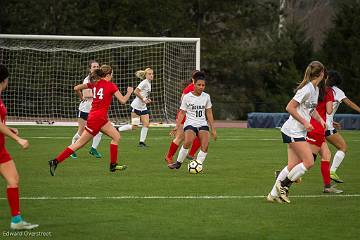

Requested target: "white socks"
[
  {"left": 270, "top": 166, "right": 289, "bottom": 197},
  {"left": 287, "top": 163, "right": 308, "bottom": 182},
  {"left": 176, "top": 146, "right": 189, "bottom": 163},
  {"left": 140, "top": 127, "right": 148, "bottom": 143},
  {"left": 118, "top": 124, "right": 133, "bottom": 132},
  {"left": 330, "top": 150, "right": 345, "bottom": 172},
  {"left": 72, "top": 133, "right": 81, "bottom": 144},
  {"left": 196, "top": 150, "right": 207, "bottom": 164},
  {"left": 92, "top": 132, "right": 102, "bottom": 149}
]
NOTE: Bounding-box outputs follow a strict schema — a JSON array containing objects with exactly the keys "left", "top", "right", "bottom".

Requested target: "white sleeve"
[
  {"left": 180, "top": 95, "right": 188, "bottom": 111},
  {"left": 205, "top": 94, "right": 212, "bottom": 109},
  {"left": 293, "top": 85, "right": 309, "bottom": 104},
  {"left": 82, "top": 76, "right": 90, "bottom": 84},
  {"left": 335, "top": 88, "right": 347, "bottom": 102},
  {"left": 137, "top": 80, "right": 146, "bottom": 90}
]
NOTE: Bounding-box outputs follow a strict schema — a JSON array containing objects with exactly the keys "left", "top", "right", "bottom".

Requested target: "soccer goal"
[{"left": 0, "top": 34, "right": 200, "bottom": 126}]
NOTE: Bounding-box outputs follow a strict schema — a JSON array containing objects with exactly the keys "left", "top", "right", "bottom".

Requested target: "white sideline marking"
[{"left": 0, "top": 194, "right": 359, "bottom": 200}]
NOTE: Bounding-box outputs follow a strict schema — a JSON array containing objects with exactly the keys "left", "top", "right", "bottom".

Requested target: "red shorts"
[
  {"left": 176, "top": 110, "right": 186, "bottom": 124},
  {"left": 0, "top": 146, "right": 12, "bottom": 164},
  {"left": 85, "top": 115, "right": 108, "bottom": 136},
  {"left": 306, "top": 131, "right": 325, "bottom": 148}
]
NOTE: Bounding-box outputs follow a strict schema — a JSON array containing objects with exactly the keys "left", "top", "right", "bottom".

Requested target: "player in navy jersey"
[
  {"left": 48, "top": 65, "right": 133, "bottom": 175},
  {"left": 0, "top": 64, "right": 38, "bottom": 230},
  {"left": 168, "top": 71, "right": 216, "bottom": 170}
]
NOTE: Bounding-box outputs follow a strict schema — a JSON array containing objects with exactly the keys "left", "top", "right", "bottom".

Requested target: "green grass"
[{"left": 1, "top": 127, "right": 360, "bottom": 239}]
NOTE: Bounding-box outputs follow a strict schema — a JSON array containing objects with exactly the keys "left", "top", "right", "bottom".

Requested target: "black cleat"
[
  {"left": 110, "top": 163, "right": 127, "bottom": 172},
  {"left": 48, "top": 159, "right": 58, "bottom": 176},
  {"left": 168, "top": 161, "right": 182, "bottom": 169},
  {"left": 138, "top": 142, "right": 148, "bottom": 147}
]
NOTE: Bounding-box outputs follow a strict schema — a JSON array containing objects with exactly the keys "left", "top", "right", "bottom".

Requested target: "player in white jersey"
[
  {"left": 325, "top": 70, "right": 360, "bottom": 183},
  {"left": 267, "top": 61, "right": 326, "bottom": 203},
  {"left": 117, "top": 68, "right": 153, "bottom": 147},
  {"left": 168, "top": 71, "right": 216, "bottom": 170},
  {"left": 70, "top": 60, "right": 103, "bottom": 158}
]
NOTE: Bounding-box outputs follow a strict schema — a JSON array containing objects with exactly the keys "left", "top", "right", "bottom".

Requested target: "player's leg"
[
  {"left": 187, "top": 136, "right": 201, "bottom": 160},
  {"left": 165, "top": 125, "right": 184, "bottom": 164},
  {"left": 100, "top": 122, "right": 127, "bottom": 172},
  {"left": 326, "top": 132, "right": 347, "bottom": 183},
  {"left": 138, "top": 113, "right": 150, "bottom": 147},
  {"left": 118, "top": 111, "right": 139, "bottom": 132},
  {"left": 195, "top": 128, "right": 210, "bottom": 164},
  {"left": 89, "top": 132, "right": 103, "bottom": 158},
  {"left": 168, "top": 127, "right": 196, "bottom": 169},
  {"left": 70, "top": 116, "right": 86, "bottom": 158},
  {"left": 49, "top": 131, "right": 93, "bottom": 176},
  {"left": 319, "top": 142, "right": 343, "bottom": 193},
  {"left": 0, "top": 161, "right": 38, "bottom": 230}
]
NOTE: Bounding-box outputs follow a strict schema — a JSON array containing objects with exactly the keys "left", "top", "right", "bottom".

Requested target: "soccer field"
[{"left": 1, "top": 127, "right": 359, "bottom": 239}]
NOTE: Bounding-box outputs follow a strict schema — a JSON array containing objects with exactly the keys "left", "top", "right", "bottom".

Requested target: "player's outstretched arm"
[
  {"left": 114, "top": 87, "right": 134, "bottom": 104},
  {"left": 343, "top": 98, "right": 360, "bottom": 113},
  {"left": 0, "top": 122, "right": 29, "bottom": 149}
]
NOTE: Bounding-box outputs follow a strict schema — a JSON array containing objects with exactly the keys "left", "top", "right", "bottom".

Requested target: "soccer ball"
[{"left": 188, "top": 160, "right": 203, "bottom": 174}]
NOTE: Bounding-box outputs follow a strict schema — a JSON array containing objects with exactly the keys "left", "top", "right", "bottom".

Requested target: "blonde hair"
[
  {"left": 135, "top": 67, "right": 153, "bottom": 80},
  {"left": 295, "top": 61, "right": 324, "bottom": 92}
]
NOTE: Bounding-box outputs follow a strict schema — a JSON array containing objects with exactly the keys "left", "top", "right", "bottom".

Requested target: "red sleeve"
[
  {"left": 110, "top": 82, "right": 119, "bottom": 94},
  {"left": 325, "top": 87, "right": 334, "bottom": 103},
  {"left": 182, "top": 83, "right": 194, "bottom": 94}
]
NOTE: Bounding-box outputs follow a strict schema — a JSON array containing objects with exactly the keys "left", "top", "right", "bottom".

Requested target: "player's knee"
[
  {"left": 131, "top": 117, "right": 141, "bottom": 126},
  {"left": 7, "top": 175, "right": 19, "bottom": 188},
  {"left": 303, "top": 160, "right": 314, "bottom": 170}
]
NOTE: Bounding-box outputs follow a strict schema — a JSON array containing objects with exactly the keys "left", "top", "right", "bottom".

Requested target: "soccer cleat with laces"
[
  {"left": 266, "top": 193, "right": 283, "bottom": 203},
  {"left": 70, "top": 152, "right": 77, "bottom": 159},
  {"left": 48, "top": 159, "right": 58, "bottom": 176},
  {"left": 324, "top": 185, "right": 343, "bottom": 194},
  {"left": 168, "top": 161, "right": 182, "bottom": 169},
  {"left": 11, "top": 220, "right": 39, "bottom": 230},
  {"left": 275, "top": 181, "right": 290, "bottom": 203},
  {"left": 110, "top": 163, "right": 127, "bottom": 172},
  {"left": 330, "top": 171, "right": 344, "bottom": 183},
  {"left": 89, "top": 148, "right": 102, "bottom": 158}
]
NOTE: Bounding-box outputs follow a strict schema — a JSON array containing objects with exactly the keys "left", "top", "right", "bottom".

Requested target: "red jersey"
[
  {"left": 0, "top": 98, "right": 7, "bottom": 147},
  {"left": 182, "top": 83, "right": 194, "bottom": 94},
  {"left": 310, "top": 87, "right": 334, "bottom": 135},
  {"left": 87, "top": 79, "right": 118, "bottom": 119}
]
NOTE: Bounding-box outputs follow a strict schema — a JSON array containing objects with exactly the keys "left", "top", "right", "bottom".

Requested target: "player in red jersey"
[
  {"left": 48, "top": 65, "right": 133, "bottom": 175},
  {"left": 0, "top": 64, "right": 39, "bottom": 230},
  {"left": 164, "top": 70, "right": 202, "bottom": 165},
  {"left": 306, "top": 74, "right": 342, "bottom": 193}
]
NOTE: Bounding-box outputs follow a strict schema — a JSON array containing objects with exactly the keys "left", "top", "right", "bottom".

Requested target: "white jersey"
[
  {"left": 78, "top": 76, "right": 93, "bottom": 113},
  {"left": 281, "top": 82, "right": 319, "bottom": 138},
  {"left": 131, "top": 79, "right": 151, "bottom": 111},
  {"left": 326, "top": 86, "right": 347, "bottom": 130},
  {"left": 180, "top": 92, "right": 212, "bottom": 128}
]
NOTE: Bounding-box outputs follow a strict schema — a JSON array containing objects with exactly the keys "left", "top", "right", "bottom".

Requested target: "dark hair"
[
  {"left": 327, "top": 70, "right": 343, "bottom": 87},
  {"left": 318, "top": 67, "right": 328, "bottom": 102},
  {"left": 0, "top": 64, "right": 9, "bottom": 83},
  {"left": 193, "top": 71, "right": 206, "bottom": 82}
]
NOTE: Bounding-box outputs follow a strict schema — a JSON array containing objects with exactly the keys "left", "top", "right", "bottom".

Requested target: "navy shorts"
[
  {"left": 78, "top": 111, "right": 89, "bottom": 120},
  {"left": 325, "top": 129, "right": 337, "bottom": 137},
  {"left": 281, "top": 132, "right": 306, "bottom": 143},
  {"left": 184, "top": 125, "right": 209, "bottom": 136},
  {"left": 132, "top": 108, "right": 150, "bottom": 116}
]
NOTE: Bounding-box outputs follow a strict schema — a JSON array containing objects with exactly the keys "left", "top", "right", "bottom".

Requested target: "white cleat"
[
  {"left": 266, "top": 193, "right": 283, "bottom": 203},
  {"left": 324, "top": 186, "right": 343, "bottom": 194},
  {"left": 10, "top": 220, "right": 39, "bottom": 230},
  {"left": 275, "top": 181, "right": 290, "bottom": 203}
]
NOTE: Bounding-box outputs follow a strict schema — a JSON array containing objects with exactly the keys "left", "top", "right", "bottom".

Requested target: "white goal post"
[{"left": 0, "top": 34, "right": 200, "bottom": 126}]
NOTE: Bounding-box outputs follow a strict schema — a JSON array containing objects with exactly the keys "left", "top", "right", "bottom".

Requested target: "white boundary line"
[{"left": 0, "top": 194, "right": 359, "bottom": 200}]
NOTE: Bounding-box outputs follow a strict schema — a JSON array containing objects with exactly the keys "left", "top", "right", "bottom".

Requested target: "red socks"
[
  {"left": 7, "top": 187, "right": 20, "bottom": 216},
  {"left": 166, "top": 142, "right": 179, "bottom": 160},
  {"left": 189, "top": 137, "right": 201, "bottom": 158},
  {"left": 56, "top": 147, "right": 74, "bottom": 163},
  {"left": 321, "top": 161, "right": 331, "bottom": 187},
  {"left": 110, "top": 144, "right": 118, "bottom": 164}
]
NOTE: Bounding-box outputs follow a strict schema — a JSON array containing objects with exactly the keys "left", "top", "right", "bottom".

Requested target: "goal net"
[{"left": 0, "top": 34, "right": 200, "bottom": 126}]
